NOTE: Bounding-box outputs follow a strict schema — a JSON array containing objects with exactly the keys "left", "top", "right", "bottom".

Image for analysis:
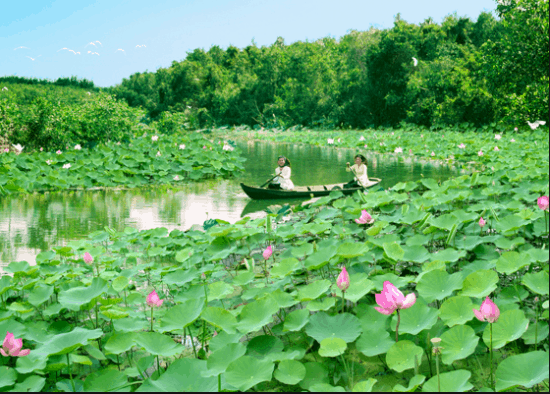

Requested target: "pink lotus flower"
[
  {"left": 479, "top": 217, "right": 486, "bottom": 228},
  {"left": 40, "top": 147, "right": 43, "bottom": 151},
  {"left": 364, "top": 144, "right": 368, "bottom": 148},
  {"left": 355, "top": 210, "right": 374, "bottom": 224},
  {"left": 359, "top": 136, "right": 365, "bottom": 141},
  {"left": 374, "top": 281, "right": 416, "bottom": 315},
  {"left": 56, "top": 150, "right": 62, "bottom": 155},
  {"left": 1, "top": 332, "right": 30, "bottom": 357},
  {"left": 3, "top": 148, "right": 8, "bottom": 153},
  {"left": 337, "top": 266, "right": 350, "bottom": 292},
  {"left": 537, "top": 196, "right": 549, "bottom": 211},
  {"left": 83, "top": 252, "right": 93, "bottom": 265},
  {"left": 146, "top": 290, "right": 163, "bottom": 307},
  {"left": 431, "top": 151, "right": 435, "bottom": 157},
  {"left": 478, "top": 150, "right": 483, "bottom": 156},
  {"left": 263, "top": 245, "right": 273, "bottom": 260},
  {"left": 473, "top": 297, "right": 500, "bottom": 323},
  {"left": 202, "top": 145, "right": 207, "bottom": 149},
  {"left": 458, "top": 143, "right": 466, "bottom": 149},
  {"left": 173, "top": 175, "right": 180, "bottom": 181},
  {"left": 494, "top": 146, "right": 499, "bottom": 151},
  {"left": 156, "top": 151, "right": 161, "bottom": 157},
  {"left": 510, "top": 138, "right": 516, "bottom": 142}
]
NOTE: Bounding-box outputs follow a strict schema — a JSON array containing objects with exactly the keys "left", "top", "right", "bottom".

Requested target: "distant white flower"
[
  {"left": 3, "top": 148, "right": 9, "bottom": 153},
  {"left": 359, "top": 136, "right": 365, "bottom": 141},
  {"left": 494, "top": 146, "right": 499, "bottom": 151},
  {"left": 56, "top": 150, "right": 62, "bottom": 155},
  {"left": 478, "top": 150, "right": 484, "bottom": 156},
  {"left": 380, "top": 142, "right": 384, "bottom": 146},
  {"left": 1, "top": 87, "right": 8, "bottom": 91},
  {"left": 394, "top": 147, "right": 403, "bottom": 154},
  {"left": 152, "top": 135, "right": 159, "bottom": 142},
  {"left": 364, "top": 144, "right": 368, "bottom": 148},
  {"left": 527, "top": 120, "right": 546, "bottom": 130},
  {"left": 117, "top": 142, "right": 121, "bottom": 145},
  {"left": 179, "top": 144, "right": 186, "bottom": 150},
  {"left": 431, "top": 151, "right": 435, "bottom": 157},
  {"left": 337, "top": 138, "right": 341, "bottom": 143},
  {"left": 495, "top": 134, "right": 501, "bottom": 140},
  {"left": 458, "top": 143, "right": 466, "bottom": 149},
  {"left": 62, "top": 163, "right": 71, "bottom": 169},
  {"left": 12, "top": 144, "right": 24, "bottom": 153},
  {"left": 327, "top": 138, "right": 334, "bottom": 144},
  {"left": 391, "top": 132, "right": 394, "bottom": 136},
  {"left": 156, "top": 151, "right": 161, "bottom": 157},
  {"left": 87, "top": 92, "right": 91, "bottom": 96},
  {"left": 222, "top": 143, "right": 234, "bottom": 151},
  {"left": 514, "top": 127, "right": 518, "bottom": 131},
  {"left": 173, "top": 175, "right": 180, "bottom": 181},
  {"left": 46, "top": 160, "right": 52, "bottom": 165},
  {"left": 412, "top": 57, "right": 418, "bottom": 66},
  {"left": 74, "top": 144, "right": 81, "bottom": 150},
  {"left": 420, "top": 134, "right": 424, "bottom": 138},
  {"left": 510, "top": 138, "right": 516, "bottom": 142}
]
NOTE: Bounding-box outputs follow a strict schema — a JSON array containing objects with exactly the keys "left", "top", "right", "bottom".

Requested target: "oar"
[{"left": 260, "top": 174, "right": 278, "bottom": 188}]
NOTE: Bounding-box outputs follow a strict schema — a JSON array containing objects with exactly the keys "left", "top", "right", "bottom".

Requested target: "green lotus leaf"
[
  {"left": 159, "top": 298, "right": 205, "bottom": 333},
  {"left": 337, "top": 242, "right": 369, "bottom": 258},
  {"left": 440, "top": 325, "right": 479, "bottom": 364},
  {"left": 83, "top": 344, "right": 106, "bottom": 361},
  {"left": 392, "top": 374, "right": 425, "bottom": 392},
  {"left": 225, "top": 355, "right": 275, "bottom": 392},
  {"left": 202, "top": 342, "right": 247, "bottom": 377},
  {"left": 355, "top": 304, "right": 391, "bottom": 332},
  {"left": 355, "top": 329, "right": 394, "bottom": 357},
  {"left": 319, "top": 337, "right": 347, "bottom": 358},
  {"left": 271, "top": 257, "right": 301, "bottom": 278},
  {"left": 274, "top": 359, "right": 306, "bottom": 385},
  {"left": 29, "top": 327, "right": 103, "bottom": 362},
  {"left": 296, "top": 279, "right": 331, "bottom": 302},
  {"left": 454, "top": 235, "right": 485, "bottom": 251},
  {"left": 207, "top": 281, "right": 234, "bottom": 301},
  {"left": 15, "top": 353, "right": 47, "bottom": 374},
  {"left": 495, "top": 215, "right": 528, "bottom": 234},
  {"left": 495, "top": 351, "right": 549, "bottom": 391},
  {"left": 5, "top": 261, "right": 30, "bottom": 274},
  {"left": 113, "top": 317, "right": 149, "bottom": 333},
  {"left": 104, "top": 332, "right": 136, "bottom": 355},
  {"left": 383, "top": 242, "right": 405, "bottom": 262},
  {"left": 430, "top": 248, "right": 466, "bottom": 263},
  {"left": 521, "top": 321, "right": 549, "bottom": 344},
  {"left": 438, "top": 296, "right": 474, "bottom": 327},
  {"left": 134, "top": 331, "right": 181, "bottom": 357},
  {"left": 100, "top": 305, "right": 129, "bottom": 320},
  {"left": 526, "top": 248, "right": 549, "bottom": 263},
  {"left": 416, "top": 269, "right": 463, "bottom": 303},
  {"left": 422, "top": 370, "right": 473, "bottom": 392},
  {"left": 482, "top": 309, "right": 529, "bottom": 349},
  {"left": 236, "top": 297, "right": 279, "bottom": 334},
  {"left": 200, "top": 307, "right": 238, "bottom": 334},
  {"left": 352, "top": 378, "right": 377, "bottom": 392},
  {"left": 283, "top": 309, "right": 310, "bottom": 332},
  {"left": 0, "top": 366, "right": 16, "bottom": 388},
  {"left": 338, "top": 273, "right": 374, "bottom": 303},
  {"left": 307, "top": 297, "right": 336, "bottom": 312},
  {"left": 386, "top": 340, "right": 423, "bottom": 372},
  {"left": 291, "top": 243, "right": 314, "bottom": 258},
  {"left": 429, "top": 213, "right": 459, "bottom": 231},
  {"left": 521, "top": 271, "right": 549, "bottom": 295},
  {"left": 405, "top": 234, "right": 430, "bottom": 246},
  {"left": 209, "top": 331, "right": 244, "bottom": 353},
  {"left": 305, "top": 312, "right": 362, "bottom": 343},
  {"left": 303, "top": 247, "right": 337, "bottom": 270},
  {"left": 493, "top": 236, "right": 525, "bottom": 250},
  {"left": 370, "top": 273, "right": 414, "bottom": 291},
  {"left": 402, "top": 245, "right": 430, "bottom": 263},
  {"left": 112, "top": 276, "right": 129, "bottom": 292},
  {"left": 496, "top": 251, "right": 530, "bottom": 275},
  {"left": 9, "top": 375, "right": 46, "bottom": 393},
  {"left": 138, "top": 358, "right": 219, "bottom": 392},
  {"left": 246, "top": 335, "right": 284, "bottom": 360},
  {"left": 460, "top": 269, "right": 498, "bottom": 298},
  {"left": 299, "top": 362, "right": 330, "bottom": 391},
  {"left": 390, "top": 301, "right": 438, "bottom": 335},
  {"left": 28, "top": 284, "right": 54, "bottom": 307},
  {"left": 58, "top": 277, "right": 108, "bottom": 311},
  {"left": 309, "top": 383, "right": 346, "bottom": 392},
  {"left": 264, "top": 289, "right": 299, "bottom": 309},
  {"left": 231, "top": 271, "right": 256, "bottom": 286}
]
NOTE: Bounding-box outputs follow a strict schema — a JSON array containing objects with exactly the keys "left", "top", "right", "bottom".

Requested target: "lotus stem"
[
  {"left": 395, "top": 309, "right": 401, "bottom": 342},
  {"left": 187, "top": 326, "right": 198, "bottom": 358},
  {"left": 151, "top": 307, "right": 154, "bottom": 332},
  {"left": 436, "top": 353, "right": 440, "bottom": 392},
  {"left": 535, "top": 300, "right": 539, "bottom": 351},
  {"left": 218, "top": 374, "right": 221, "bottom": 392},
  {"left": 341, "top": 291, "right": 345, "bottom": 314},
  {"left": 66, "top": 353, "right": 76, "bottom": 392},
  {"left": 490, "top": 322, "right": 494, "bottom": 391}
]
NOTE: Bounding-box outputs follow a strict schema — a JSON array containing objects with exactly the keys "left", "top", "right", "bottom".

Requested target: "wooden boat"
[{"left": 240, "top": 178, "right": 381, "bottom": 200}]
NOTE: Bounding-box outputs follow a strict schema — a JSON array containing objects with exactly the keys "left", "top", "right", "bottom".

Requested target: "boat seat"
[
  {"left": 323, "top": 186, "right": 328, "bottom": 191},
  {"left": 307, "top": 187, "right": 312, "bottom": 191}
]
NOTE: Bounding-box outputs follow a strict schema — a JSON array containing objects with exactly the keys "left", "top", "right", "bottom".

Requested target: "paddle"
[{"left": 260, "top": 174, "right": 278, "bottom": 188}]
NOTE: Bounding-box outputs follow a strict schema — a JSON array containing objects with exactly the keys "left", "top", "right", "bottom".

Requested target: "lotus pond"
[{"left": 0, "top": 126, "right": 548, "bottom": 392}]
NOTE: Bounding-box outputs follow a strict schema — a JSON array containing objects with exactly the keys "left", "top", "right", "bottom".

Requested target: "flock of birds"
[{"left": 13, "top": 41, "right": 147, "bottom": 61}]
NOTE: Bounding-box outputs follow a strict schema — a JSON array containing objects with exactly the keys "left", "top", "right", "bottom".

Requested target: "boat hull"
[{"left": 240, "top": 181, "right": 380, "bottom": 200}]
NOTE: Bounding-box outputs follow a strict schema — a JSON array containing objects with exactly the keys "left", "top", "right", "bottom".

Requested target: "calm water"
[{"left": 0, "top": 140, "right": 460, "bottom": 267}]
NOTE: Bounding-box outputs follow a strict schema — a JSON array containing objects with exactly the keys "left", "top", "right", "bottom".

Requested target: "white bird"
[
  {"left": 57, "top": 48, "right": 78, "bottom": 54},
  {"left": 14, "top": 46, "right": 29, "bottom": 50},
  {"left": 26, "top": 55, "right": 41, "bottom": 61},
  {"left": 94, "top": 40, "right": 103, "bottom": 46},
  {"left": 115, "top": 49, "right": 125, "bottom": 54},
  {"left": 412, "top": 57, "right": 418, "bottom": 67},
  {"left": 90, "top": 52, "right": 100, "bottom": 56},
  {"left": 1, "top": 87, "right": 8, "bottom": 91},
  {"left": 85, "top": 42, "right": 97, "bottom": 47},
  {"left": 135, "top": 44, "right": 146, "bottom": 48},
  {"left": 527, "top": 120, "right": 546, "bottom": 130}
]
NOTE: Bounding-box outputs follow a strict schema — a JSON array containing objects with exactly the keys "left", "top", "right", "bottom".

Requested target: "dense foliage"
[{"left": 106, "top": 0, "right": 548, "bottom": 129}]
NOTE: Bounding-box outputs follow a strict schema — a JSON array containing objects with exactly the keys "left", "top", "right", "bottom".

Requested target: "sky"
[{"left": 1, "top": 0, "right": 497, "bottom": 88}]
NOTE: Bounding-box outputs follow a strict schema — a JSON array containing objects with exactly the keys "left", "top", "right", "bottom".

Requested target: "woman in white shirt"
[
  {"left": 345, "top": 154, "right": 369, "bottom": 188},
  {"left": 269, "top": 156, "right": 294, "bottom": 190}
]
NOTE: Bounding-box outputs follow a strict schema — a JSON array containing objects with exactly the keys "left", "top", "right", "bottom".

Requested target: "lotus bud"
[
  {"left": 1, "top": 332, "right": 30, "bottom": 357},
  {"left": 479, "top": 217, "right": 486, "bottom": 228},
  {"left": 537, "top": 196, "right": 549, "bottom": 211},
  {"left": 337, "top": 267, "right": 350, "bottom": 292},
  {"left": 262, "top": 245, "right": 273, "bottom": 260},
  {"left": 473, "top": 297, "right": 500, "bottom": 323},
  {"left": 146, "top": 290, "right": 163, "bottom": 308},
  {"left": 83, "top": 252, "right": 93, "bottom": 265}
]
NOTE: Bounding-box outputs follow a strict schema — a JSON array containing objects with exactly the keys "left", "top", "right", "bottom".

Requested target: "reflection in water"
[{"left": 0, "top": 140, "right": 459, "bottom": 267}]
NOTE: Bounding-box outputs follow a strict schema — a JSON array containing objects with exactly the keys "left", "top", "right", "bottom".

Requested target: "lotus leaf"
[
  {"left": 274, "top": 359, "right": 306, "bottom": 385},
  {"left": 495, "top": 351, "right": 549, "bottom": 391},
  {"left": 422, "top": 370, "right": 473, "bottom": 392},
  {"left": 482, "top": 309, "right": 529, "bottom": 349},
  {"left": 386, "top": 340, "right": 423, "bottom": 372}
]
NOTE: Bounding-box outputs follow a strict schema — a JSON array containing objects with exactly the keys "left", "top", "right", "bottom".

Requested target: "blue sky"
[{"left": 1, "top": 0, "right": 497, "bottom": 87}]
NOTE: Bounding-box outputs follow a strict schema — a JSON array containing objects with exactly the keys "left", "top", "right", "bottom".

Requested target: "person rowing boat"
[
  {"left": 268, "top": 156, "right": 294, "bottom": 190},
  {"left": 345, "top": 154, "right": 369, "bottom": 188}
]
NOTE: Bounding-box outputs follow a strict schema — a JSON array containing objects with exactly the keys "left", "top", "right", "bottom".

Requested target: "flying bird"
[
  {"left": 57, "top": 48, "right": 79, "bottom": 54},
  {"left": 527, "top": 120, "right": 546, "bottom": 130},
  {"left": 135, "top": 45, "right": 146, "bottom": 48},
  {"left": 115, "top": 48, "right": 125, "bottom": 53},
  {"left": 85, "top": 42, "right": 97, "bottom": 47},
  {"left": 26, "top": 55, "right": 41, "bottom": 61},
  {"left": 412, "top": 57, "right": 418, "bottom": 67},
  {"left": 89, "top": 52, "right": 100, "bottom": 56},
  {"left": 14, "top": 46, "right": 29, "bottom": 50},
  {"left": 94, "top": 40, "right": 103, "bottom": 46}
]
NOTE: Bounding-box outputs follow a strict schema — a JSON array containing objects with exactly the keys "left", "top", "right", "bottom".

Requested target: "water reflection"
[{"left": 0, "top": 140, "right": 459, "bottom": 267}]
